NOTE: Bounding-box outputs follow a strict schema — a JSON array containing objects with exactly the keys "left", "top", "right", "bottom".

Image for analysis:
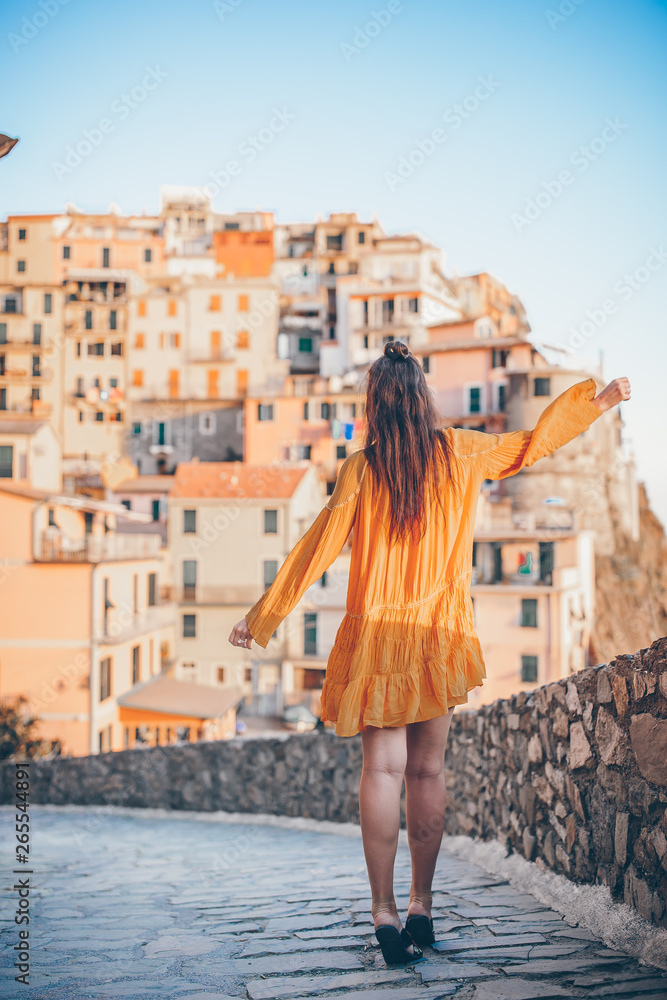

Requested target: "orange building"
[{"left": 213, "top": 225, "right": 274, "bottom": 278}]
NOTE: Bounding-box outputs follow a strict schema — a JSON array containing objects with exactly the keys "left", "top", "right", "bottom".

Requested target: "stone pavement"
[{"left": 1, "top": 806, "right": 667, "bottom": 1000}]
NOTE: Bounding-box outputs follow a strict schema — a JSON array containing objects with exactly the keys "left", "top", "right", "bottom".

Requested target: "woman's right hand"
[{"left": 592, "top": 377, "right": 631, "bottom": 412}]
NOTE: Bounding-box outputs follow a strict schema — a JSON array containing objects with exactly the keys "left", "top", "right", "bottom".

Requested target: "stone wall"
[{"left": 1, "top": 635, "right": 665, "bottom": 926}]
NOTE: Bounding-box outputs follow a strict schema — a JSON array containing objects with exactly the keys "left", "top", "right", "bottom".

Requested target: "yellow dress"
[{"left": 245, "top": 377, "right": 603, "bottom": 737}]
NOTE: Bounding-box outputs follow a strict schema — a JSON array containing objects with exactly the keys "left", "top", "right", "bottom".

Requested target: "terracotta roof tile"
[{"left": 169, "top": 462, "right": 309, "bottom": 500}]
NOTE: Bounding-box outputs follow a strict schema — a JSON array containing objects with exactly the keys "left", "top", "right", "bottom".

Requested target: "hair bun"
[{"left": 383, "top": 340, "right": 409, "bottom": 360}]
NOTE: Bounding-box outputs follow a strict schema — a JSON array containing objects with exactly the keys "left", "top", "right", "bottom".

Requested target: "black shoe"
[
  {"left": 374, "top": 925, "right": 425, "bottom": 966},
  {"left": 405, "top": 913, "right": 435, "bottom": 946}
]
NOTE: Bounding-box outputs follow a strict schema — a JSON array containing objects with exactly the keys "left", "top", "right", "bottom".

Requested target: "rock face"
[{"left": 0, "top": 636, "right": 665, "bottom": 928}]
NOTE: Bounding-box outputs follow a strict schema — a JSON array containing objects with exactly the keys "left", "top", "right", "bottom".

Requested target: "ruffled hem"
[{"left": 319, "top": 582, "right": 486, "bottom": 737}]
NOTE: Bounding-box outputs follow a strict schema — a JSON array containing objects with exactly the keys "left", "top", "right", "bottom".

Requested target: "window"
[
  {"left": 336, "top": 445, "right": 347, "bottom": 459},
  {"left": 183, "top": 509, "right": 196, "bottom": 533},
  {"left": 109, "top": 310, "right": 117, "bottom": 330},
  {"left": 497, "top": 384, "right": 506, "bottom": 412},
  {"left": 534, "top": 377, "right": 551, "bottom": 397},
  {"left": 257, "top": 403, "right": 274, "bottom": 421},
  {"left": 182, "top": 560, "right": 197, "bottom": 599},
  {"left": 326, "top": 233, "right": 342, "bottom": 251},
  {"left": 109, "top": 377, "right": 118, "bottom": 389},
  {"left": 408, "top": 297, "right": 419, "bottom": 314},
  {"left": 85, "top": 310, "right": 93, "bottom": 330},
  {"left": 199, "top": 412, "right": 216, "bottom": 435},
  {"left": 132, "top": 422, "right": 142, "bottom": 436},
  {"left": 147, "top": 573, "right": 157, "bottom": 607},
  {"left": 320, "top": 571, "right": 327, "bottom": 587},
  {"left": 152, "top": 499, "right": 160, "bottom": 521},
  {"left": 102, "top": 247, "right": 110, "bottom": 268},
  {"left": 168, "top": 369, "right": 179, "bottom": 397},
  {"left": 98, "top": 724, "right": 112, "bottom": 754},
  {"left": 132, "top": 645, "right": 141, "bottom": 685},
  {"left": 48, "top": 508, "right": 57, "bottom": 527},
  {"left": 264, "top": 509, "right": 278, "bottom": 534},
  {"left": 422, "top": 356, "right": 430, "bottom": 374},
  {"left": 137, "top": 300, "right": 146, "bottom": 317},
  {"left": 298, "top": 337, "right": 312, "bottom": 353},
  {"left": 237, "top": 329, "right": 249, "bottom": 349},
  {"left": 44, "top": 293, "right": 52, "bottom": 314},
  {"left": 358, "top": 231, "right": 365, "bottom": 244},
  {"left": 95, "top": 411, "right": 104, "bottom": 422},
  {"left": 100, "top": 657, "right": 112, "bottom": 700},
  {"left": 168, "top": 299, "right": 177, "bottom": 317},
  {"left": 3, "top": 296, "right": 18, "bottom": 313},
  {"left": 217, "top": 667, "right": 225, "bottom": 683},
  {"left": 539, "top": 542, "right": 554, "bottom": 585},
  {"left": 468, "top": 386, "right": 481, "bottom": 414},
  {"left": 183, "top": 614, "right": 196, "bottom": 638},
  {"left": 382, "top": 299, "right": 395, "bottom": 323},
  {"left": 238, "top": 294, "right": 249, "bottom": 311},
  {"left": 88, "top": 341, "right": 104, "bottom": 356},
  {"left": 244, "top": 666, "right": 252, "bottom": 683},
  {"left": 18, "top": 228, "right": 26, "bottom": 240},
  {"left": 0, "top": 445, "right": 13, "bottom": 478},
  {"left": 133, "top": 370, "right": 144, "bottom": 387},
  {"left": 304, "top": 613, "right": 317, "bottom": 655},
  {"left": 32, "top": 323, "right": 41, "bottom": 345},
  {"left": 17, "top": 260, "right": 26, "bottom": 272},
  {"left": 492, "top": 348, "right": 509, "bottom": 368},
  {"left": 0, "top": 324, "right": 6, "bottom": 344},
  {"left": 121, "top": 499, "right": 131, "bottom": 511},
  {"left": 263, "top": 560, "right": 278, "bottom": 589},
  {"left": 209, "top": 294, "right": 221, "bottom": 311},
  {"left": 144, "top": 248, "right": 152, "bottom": 262},
  {"left": 156, "top": 422, "right": 167, "bottom": 446},
  {"left": 321, "top": 401, "right": 331, "bottom": 420},
  {"left": 521, "top": 655, "right": 538, "bottom": 683},
  {"left": 521, "top": 598, "right": 538, "bottom": 628},
  {"left": 63, "top": 245, "right": 71, "bottom": 259},
  {"left": 170, "top": 332, "right": 180, "bottom": 348},
  {"left": 472, "top": 541, "right": 478, "bottom": 567},
  {"left": 110, "top": 342, "right": 122, "bottom": 356}
]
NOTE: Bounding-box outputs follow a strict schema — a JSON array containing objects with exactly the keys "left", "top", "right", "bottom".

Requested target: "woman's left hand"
[{"left": 229, "top": 618, "right": 253, "bottom": 649}]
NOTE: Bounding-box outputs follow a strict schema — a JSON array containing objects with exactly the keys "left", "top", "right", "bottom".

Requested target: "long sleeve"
[
  {"left": 245, "top": 451, "right": 367, "bottom": 648},
  {"left": 454, "top": 377, "right": 603, "bottom": 481}
]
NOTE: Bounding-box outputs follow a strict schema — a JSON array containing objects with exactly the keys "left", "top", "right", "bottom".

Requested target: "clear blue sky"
[{"left": 2, "top": 0, "right": 666, "bottom": 524}]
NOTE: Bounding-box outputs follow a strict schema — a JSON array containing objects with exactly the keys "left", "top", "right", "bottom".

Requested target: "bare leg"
[
  {"left": 404, "top": 710, "right": 454, "bottom": 919},
  {"left": 359, "top": 724, "right": 414, "bottom": 946}
]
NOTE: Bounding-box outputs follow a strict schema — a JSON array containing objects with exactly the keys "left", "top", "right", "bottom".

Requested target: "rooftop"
[
  {"left": 117, "top": 676, "right": 244, "bottom": 719},
  {"left": 169, "top": 462, "right": 310, "bottom": 500}
]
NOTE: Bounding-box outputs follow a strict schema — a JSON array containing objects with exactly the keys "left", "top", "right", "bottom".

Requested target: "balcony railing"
[
  {"left": 38, "top": 532, "right": 163, "bottom": 563},
  {"left": 0, "top": 366, "right": 53, "bottom": 381},
  {"left": 167, "top": 585, "right": 263, "bottom": 605}
]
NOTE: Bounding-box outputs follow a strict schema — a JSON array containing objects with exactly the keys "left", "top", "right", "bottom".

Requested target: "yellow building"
[{"left": 0, "top": 484, "right": 177, "bottom": 756}]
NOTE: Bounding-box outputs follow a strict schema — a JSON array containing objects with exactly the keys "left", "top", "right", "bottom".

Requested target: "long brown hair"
[{"left": 361, "top": 340, "right": 457, "bottom": 544}]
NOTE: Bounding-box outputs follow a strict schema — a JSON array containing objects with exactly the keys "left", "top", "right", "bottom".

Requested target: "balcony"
[
  {"left": 0, "top": 338, "right": 47, "bottom": 351},
  {"left": 0, "top": 400, "right": 53, "bottom": 417},
  {"left": 37, "top": 532, "right": 163, "bottom": 563},
  {"left": 167, "top": 585, "right": 263, "bottom": 605},
  {"left": 186, "top": 350, "right": 236, "bottom": 364},
  {"left": 0, "top": 366, "right": 53, "bottom": 382}
]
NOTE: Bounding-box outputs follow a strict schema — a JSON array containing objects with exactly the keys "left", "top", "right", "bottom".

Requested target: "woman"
[{"left": 229, "top": 341, "right": 630, "bottom": 965}]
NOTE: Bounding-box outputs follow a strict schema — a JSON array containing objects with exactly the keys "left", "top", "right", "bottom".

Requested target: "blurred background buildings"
[{"left": 0, "top": 187, "right": 664, "bottom": 756}]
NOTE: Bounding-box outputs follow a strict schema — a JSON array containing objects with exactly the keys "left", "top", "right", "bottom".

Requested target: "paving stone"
[
  {"left": 194, "top": 949, "right": 364, "bottom": 976},
  {"left": 502, "top": 957, "right": 626, "bottom": 975},
  {"left": 239, "top": 935, "right": 365, "bottom": 956},
  {"left": 469, "top": 979, "right": 574, "bottom": 998},
  {"left": 584, "top": 981, "right": 667, "bottom": 997},
  {"left": 246, "top": 969, "right": 410, "bottom": 999},
  {"left": 419, "top": 960, "right": 501, "bottom": 982},
  {"left": 433, "top": 933, "right": 546, "bottom": 952},
  {"left": 264, "top": 912, "right": 352, "bottom": 932}
]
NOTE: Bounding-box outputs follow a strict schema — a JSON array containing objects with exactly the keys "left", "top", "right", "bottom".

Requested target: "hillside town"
[{"left": 0, "top": 186, "right": 654, "bottom": 757}]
